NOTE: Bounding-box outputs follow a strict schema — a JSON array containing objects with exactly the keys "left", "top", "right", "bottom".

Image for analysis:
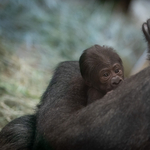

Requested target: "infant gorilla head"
[{"left": 79, "top": 44, "right": 124, "bottom": 104}]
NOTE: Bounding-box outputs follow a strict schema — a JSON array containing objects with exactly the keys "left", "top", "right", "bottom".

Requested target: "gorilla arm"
[{"left": 35, "top": 61, "right": 150, "bottom": 150}]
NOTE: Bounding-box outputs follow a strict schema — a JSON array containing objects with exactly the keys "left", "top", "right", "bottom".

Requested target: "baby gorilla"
[{"left": 79, "top": 44, "right": 124, "bottom": 104}]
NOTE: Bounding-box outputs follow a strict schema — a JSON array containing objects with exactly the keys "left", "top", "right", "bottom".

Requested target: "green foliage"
[{"left": 0, "top": 0, "right": 145, "bottom": 60}]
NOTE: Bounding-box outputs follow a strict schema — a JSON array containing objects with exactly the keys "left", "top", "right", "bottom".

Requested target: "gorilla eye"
[
  {"left": 115, "top": 69, "right": 119, "bottom": 73},
  {"left": 103, "top": 72, "right": 109, "bottom": 77}
]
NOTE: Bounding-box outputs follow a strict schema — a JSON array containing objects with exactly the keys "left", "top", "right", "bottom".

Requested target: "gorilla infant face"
[
  {"left": 79, "top": 44, "right": 124, "bottom": 94},
  {"left": 98, "top": 62, "right": 123, "bottom": 93}
]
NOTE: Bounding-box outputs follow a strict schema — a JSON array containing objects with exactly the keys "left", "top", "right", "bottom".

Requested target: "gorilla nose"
[{"left": 111, "top": 76, "right": 122, "bottom": 87}]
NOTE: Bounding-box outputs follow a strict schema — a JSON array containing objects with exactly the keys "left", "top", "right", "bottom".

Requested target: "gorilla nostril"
[
  {"left": 112, "top": 82, "right": 118, "bottom": 86},
  {"left": 118, "top": 79, "right": 122, "bottom": 84},
  {"left": 112, "top": 79, "right": 122, "bottom": 86}
]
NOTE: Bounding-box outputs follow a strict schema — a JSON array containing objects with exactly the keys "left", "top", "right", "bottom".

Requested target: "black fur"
[
  {"left": 0, "top": 115, "right": 36, "bottom": 150},
  {"left": 32, "top": 61, "right": 150, "bottom": 150},
  {"left": 1, "top": 19, "right": 150, "bottom": 150}
]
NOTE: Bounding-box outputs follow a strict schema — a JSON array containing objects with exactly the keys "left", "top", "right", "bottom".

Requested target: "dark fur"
[
  {"left": 79, "top": 45, "right": 123, "bottom": 83},
  {"left": 79, "top": 45, "right": 124, "bottom": 104},
  {"left": 1, "top": 19, "right": 150, "bottom": 150},
  {"left": 32, "top": 61, "right": 150, "bottom": 150},
  {"left": 0, "top": 115, "right": 36, "bottom": 150},
  {"left": 142, "top": 19, "right": 150, "bottom": 60}
]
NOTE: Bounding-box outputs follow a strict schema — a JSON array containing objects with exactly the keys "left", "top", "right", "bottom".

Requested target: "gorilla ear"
[{"left": 85, "top": 79, "right": 92, "bottom": 87}]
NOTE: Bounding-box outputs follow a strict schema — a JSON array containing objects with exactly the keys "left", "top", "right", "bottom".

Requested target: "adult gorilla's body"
[
  {"left": 33, "top": 62, "right": 150, "bottom": 150},
  {"left": 1, "top": 20, "right": 150, "bottom": 150},
  {"left": 1, "top": 61, "right": 150, "bottom": 150}
]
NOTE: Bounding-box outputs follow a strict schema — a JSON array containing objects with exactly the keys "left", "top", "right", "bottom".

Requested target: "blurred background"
[{"left": 0, "top": 0, "right": 150, "bottom": 130}]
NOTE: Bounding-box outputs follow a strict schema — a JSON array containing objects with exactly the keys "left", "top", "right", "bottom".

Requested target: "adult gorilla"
[{"left": 0, "top": 20, "right": 150, "bottom": 150}]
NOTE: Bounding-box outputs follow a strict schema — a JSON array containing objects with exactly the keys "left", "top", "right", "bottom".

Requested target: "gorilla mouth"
[{"left": 108, "top": 82, "right": 122, "bottom": 91}]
